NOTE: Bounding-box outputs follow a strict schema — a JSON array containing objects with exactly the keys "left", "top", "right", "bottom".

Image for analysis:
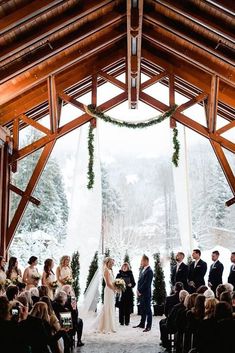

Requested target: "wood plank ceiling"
[{"left": 0, "top": 0, "right": 235, "bottom": 253}]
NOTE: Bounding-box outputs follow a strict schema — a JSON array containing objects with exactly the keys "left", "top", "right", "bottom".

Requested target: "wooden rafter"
[
  {"left": 0, "top": 143, "right": 10, "bottom": 256},
  {"left": 21, "top": 114, "right": 51, "bottom": 136},
  {"left": 12, "top": 118, "right": 19, "bottom": 173},
  {"left": 127, "top": 0, "right": 144, "bottom": 108},
  {"left": 9, "top": 184, "right": 40, "bottom": 206},
  {"left": 207, "top": 75, "right": 219, "bottom": 133},
  {"left": 98, "top": 71, "right": 126, "bottom": 90},
  {"left": 59, "top": 92, "right": 85, "bottom": 112},
  {"left": 141, "top": 70, "right": 168, "bottom": 90},
  {"left": 48, "top": 75, "right": 59, "bottom": 133}
]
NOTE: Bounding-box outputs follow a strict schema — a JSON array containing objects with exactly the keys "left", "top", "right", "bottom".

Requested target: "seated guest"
[
  {"left": 164, "top": 282, "right": 184, "bottom": 317},
  {"left": 223, "top": 282, "right": 234, "bottom": 293},
  {"left": 232, "top": 291, "right": 235, "bottom": 313},
  {"left": 214, "top": 301, "right": 235, "bottom": 353},
  {"left": 208, "top": 250, "right": 224, "bottom": 294},
  {"left": 53, "top": 290, "right": 84, "bottom": 347},
  {"left": 188, "top": 249, "right": 207, "bottom": 293},
  {"left": 216, "top": 284, "right": 226, "bottom": 299},
  {"left": 185, "top": 294, "right": 205, "bottom": 351},
  {"left": 171, "top": 252, "right": 188, "bottom": 290},
  {"left": 196, "top": 285, "right": 208, "bottom": 294},
  {"left": 29, "top": 287, "right": 40, "bottom": 305},
  {"left": 18, "top": 282, "right": 26, "bottom": 293},
  {"left": 6, "top": 285, "right": 19, "bottom": 301},
  {"left": 38, "top": 285, "right": 50, "bottom": 299},
  {"left": 220, "top": 291, "right": 232, "bottom": 306},
  {"left": 197, "top": 298, "right": 218, "bottom": 353},
  {"left": 228, "top": 252, "right": 235, "bottom": 289},
  {"left": 204, "top": 288, "right": 215, "bottom": 299}
]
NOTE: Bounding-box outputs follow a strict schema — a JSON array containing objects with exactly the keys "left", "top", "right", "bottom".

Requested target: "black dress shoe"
[
  {"left": 77, "top": 341, "right": 85, "bottom": 347},
  {"left": 143, "top": 327, "right": 151, "bottom": 332},
  {"left": 133, "top": 324, "right": 145, "bottom": 328}
]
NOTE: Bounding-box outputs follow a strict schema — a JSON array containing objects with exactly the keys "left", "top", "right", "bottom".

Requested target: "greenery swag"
[{"left": 85, "top": 103, "right": 179, "bottom": 189}]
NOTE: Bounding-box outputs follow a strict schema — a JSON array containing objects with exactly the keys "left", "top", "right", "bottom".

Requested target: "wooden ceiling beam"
[
  {"left": 47, "top": 75, "right": 59, "bottom": 133},
  {"left": 59, "top": 92, "right": 86, "bottom": 113},
  {"left": 177, "top": 92, "right": 208, "bottom": 113},
  {"left": 0, "top": 44, "right": 126, "bottom": 126},
  {"left": 142, "top": 42, "right": 235, "bottom": 109},
  {"left": 143, "top": 25, "right": 235, "bottom": 87},
  {"left": 98, "top": 71, "right": 126, "bottom": 90},
  {"left": 0, "top": 14, "right": 125, "bottom": 83},
  {"left": 207, "top": 75, "right": 219, "bottom": 133},
  {"left": 11, "top": 91, "right": 127, "bottom": 163},
  {"left": 0, "top": 0, "right": 120, "bottom": 62},
  {"left": 9, "top": 184, "right": 40, "bottom": 206},
  {"left": 0, "top": 0, "right": 65, "bottom": 35},
  {"left": 155, "top": 0, "right": 235, "bottom": 43},
  {"left": 216, "top": 121, "right": 235, "bottom": 136},
  {"left": 0, "top": 28, "right": 126, "bottom": 106},
  {"left": 208, "top": 0, "right": 235, "bottom": 14},
  {"left": 144, "top": 9, "right": 234, "bottom": 66},
  {"left": 139, "top": 91, "right": 235, "bottom": 154},
  {"left": 127, "top": 0, "right": 144, "bottom": 109},
  {"left": 20, "top": 114, "right": 51, "bottom": 136},
  {"left": 141, "top": 70, "right": 169, "bottom": 90}
]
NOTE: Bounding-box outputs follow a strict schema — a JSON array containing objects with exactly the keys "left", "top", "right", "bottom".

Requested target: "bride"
[{"left": 97, "top": 257, "right": 116, "bottom": 333}]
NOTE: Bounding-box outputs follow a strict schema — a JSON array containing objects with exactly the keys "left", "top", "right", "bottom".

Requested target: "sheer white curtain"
[
  {"left": 65, "top": 123, "right": 102, "bottom": 294},
  {"left": 172, "top": 124, "right": 193, "bottom": 254}
]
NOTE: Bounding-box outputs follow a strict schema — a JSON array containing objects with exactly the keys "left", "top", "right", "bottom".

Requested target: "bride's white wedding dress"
[{"left": 96, "top": 268, "right": 116, "bottom": 333}]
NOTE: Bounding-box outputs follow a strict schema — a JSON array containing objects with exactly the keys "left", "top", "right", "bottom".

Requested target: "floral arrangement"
[
  {"left": 5, "top": 279, "right": 12, "bottom": 287},
  {"left": 64, "top": 277, "right": 73, "bottom": 285},
  {"left": 114, "top": 278, "right": 126, "bottom": 292},
  {"left": 50, "top": 280, "right": 59, "bottom": 289},
  {"left": 12, "top": 275, "right": 23, "bottom": 285},
  {"left": 32, "top": 274, "right": 41, "bottom": 281}
]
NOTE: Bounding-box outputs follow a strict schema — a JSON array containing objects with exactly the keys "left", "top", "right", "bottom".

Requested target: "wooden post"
[
  {"left": 0, "top": 142, "right": 10, "bottom": 256},
  {"left": 169, "top": 73, "right": 176, "bottom": 128}
]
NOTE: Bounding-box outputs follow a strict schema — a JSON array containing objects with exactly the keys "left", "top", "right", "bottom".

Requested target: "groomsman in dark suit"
[
  {"left": 228, "top": 252, "right": 235, "bottom": 289},
  {"left": 188, "top": 249, "right": 207, "bottom": 292},
  {"left": 171, "top": 252, "right": 188, "bottom": 290},
  {"left": 133, "top": 254, "right": 153, "bottom": 332},
  {"left": 208, "top": 250, "right": 224, "bottom": 293}
]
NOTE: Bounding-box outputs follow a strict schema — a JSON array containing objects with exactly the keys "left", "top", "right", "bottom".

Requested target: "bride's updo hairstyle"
[{"left": 103, "top": 257, "right": 113, "bottom": 269}]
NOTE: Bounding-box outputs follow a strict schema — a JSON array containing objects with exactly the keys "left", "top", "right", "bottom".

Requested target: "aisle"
[{"left": 76, "top": 315, "right": 164, "bottom": 353}]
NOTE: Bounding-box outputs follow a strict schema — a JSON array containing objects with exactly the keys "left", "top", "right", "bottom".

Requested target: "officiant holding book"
[{"left": 116, "top": 262, "right": 136, "bottom": 326}]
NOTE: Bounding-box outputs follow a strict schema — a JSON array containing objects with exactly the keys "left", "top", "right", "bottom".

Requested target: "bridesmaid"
[
  {"left": 0, "top": 256, "right": 6, "bottom": 288},
  {"left": 42, "top": 258, "right": 56, "bottom": 299},
  {"left": 6, "top": 257, "right": 22, "bottom": 283},
  {"left": 23, "top": 256, "right": 41, "bottom": 289},
  {"left": 56, "top": 255, "right": 72, "bottom": 286}
]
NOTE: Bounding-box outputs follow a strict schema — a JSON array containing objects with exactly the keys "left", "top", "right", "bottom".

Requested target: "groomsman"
[
  {"left": 208, "top": 250, "right": 224, "bottom": 293},
  {"left": 171, "top": 252, "right": 188, "bottom": 290},
  {"left": 188, "top": 249, "right": 207, "bottom": 292},
  {"left": 228, "top": 252, "right": 235, "bottom": 289}
]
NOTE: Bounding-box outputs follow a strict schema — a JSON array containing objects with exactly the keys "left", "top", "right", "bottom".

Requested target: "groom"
[{"left": 134, "top": 254, "right": 153, "bottom": 332}]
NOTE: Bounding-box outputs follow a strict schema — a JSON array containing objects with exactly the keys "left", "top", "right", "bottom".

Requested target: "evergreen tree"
[
  {"left": 71, "top": 251, "right": 80, "bottom": 300},
  {"left": 101, "top": 248, "right": 110, "bottom": 303},
  {"left": 187, "top": 254, "right": 193, "bottom": 266},
  {"left": 84, "top": 251, "right": 99, "bottom": 294},
  {"left": 169, "top": 251, "right": 177, "bottom": 289},
  {"left": 11, "top": 129, "right": 68, "bottom": 243},
  {"left": 123, "top": 252, "right": 131, "bottom": 266},
  {"left": 153, "top": 253, "right": 166, "bottom": 305}
]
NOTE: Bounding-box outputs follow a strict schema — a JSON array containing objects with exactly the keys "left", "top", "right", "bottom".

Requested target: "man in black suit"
[
  {"left": 188, "top": 249, "right": 207, "bottom": 292},
  {"left": 228, "top": 251, "right": 235, "bottom": 289},
  {"left": 164, "top": 282, "right": 184, "bottom": 317},
  {"left": 208, "top": 250, "right": 224, "bottom": 293},
  {"left": 171, "top": 252, "right": 188, "bottom": 290},
  {"left": 133, "top": 254, "right": 153, "bottom": 332}
]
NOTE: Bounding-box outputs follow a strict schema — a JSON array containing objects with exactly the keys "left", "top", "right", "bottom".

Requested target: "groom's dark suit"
[{"left": 137, "top": 266, "right": 153, "bottom": 329}]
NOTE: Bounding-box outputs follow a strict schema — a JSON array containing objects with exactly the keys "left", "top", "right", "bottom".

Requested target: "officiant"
[{"left": 116, "top": 262, "right": 136, "bottom": 326}]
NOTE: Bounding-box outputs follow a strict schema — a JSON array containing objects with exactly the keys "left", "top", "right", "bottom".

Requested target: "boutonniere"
[{"left": 196, "top": 265, "right": 201, "bottom": 268}]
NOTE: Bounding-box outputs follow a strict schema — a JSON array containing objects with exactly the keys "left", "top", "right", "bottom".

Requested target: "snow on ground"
[{"left": 79, "top": 313, "right": 163, "bottom": 353}]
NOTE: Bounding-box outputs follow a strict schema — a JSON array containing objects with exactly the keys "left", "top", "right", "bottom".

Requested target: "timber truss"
[{"left": 0, "top": 0, "right": 235, "bottom": 255}]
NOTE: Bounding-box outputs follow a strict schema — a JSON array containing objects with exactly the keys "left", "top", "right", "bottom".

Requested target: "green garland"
[
  {"left": 86, "top": 104, "right": 180, "bottom": 189},
  {"left": 87, "top": 122, "right": 95, "bottom": 189}
]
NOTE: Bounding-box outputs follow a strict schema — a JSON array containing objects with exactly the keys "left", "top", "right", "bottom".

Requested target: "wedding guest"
[
  {"left": 116, "top": 262, "right": 136, "bottom": 326},
  {"left": 208, "top": 250, "right": 224, "bottom": 294},
  {"left": 228, "top": 252, "right": 235, "bottom": 289},
  {"left": 42, "top": 259, "right": 57, "bottom": 299},
  {"left": 185, "top": 294, "right": 205, "bottom": 351},
  {"left": 164, "top": 282, "right": 183, "bottom": 317},
  {"left": 6, "top": 285, "right": 19, "bottom": 301},
  {"left": 215, "top": 283, "right": 226, "bottom": 299},
  {"left": 53, "top": 290, "right": 84, "bottom": 347},
  {"left": 6, "top": 257, "right": 22, "bottom": 283},
  {"left": 38, "top": 285, "right": 50, "bottom": 299},
  {"left": 204, "top": 288, "right": 215, "bottom": 299},
  {"left": 196, "top": 285, "right": 208, "bottom": 294},
  {"left": 188, "top": 249, "right": 207, "bottom": 292},
  {"left": 224, "top": 282, "right": 234, "bottom": 293},
  {"left": 214, "top": 301, "right": 235, "bottom": 353},
  {"left": 30, "top": 287, "right": 40, "bottom": 305},
  {"left": 56, "top": 256, "right": 72, "bottom": 286},
  {"left": 220, "top": 291, "right": 232, "bottom": 306},
  {"left": 171, "top": 252, "right": 188, "bottom": 290},
  {"left": 232, "top": 292, "right": 235, "bottom": 313},
  {"left": 61, "top": 285, "right": 85, "bottom": 347},
  {"left": 23, "top": 256, "right": 41, "bottom": 289},
  {"left": 0, "top": 256, "right": 6, "bottom": 283}
]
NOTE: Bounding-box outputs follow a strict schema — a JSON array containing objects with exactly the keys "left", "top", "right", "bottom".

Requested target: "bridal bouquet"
[
  {"left": 12, "top": 275, "right": 23, "bottom": 285},
  {"left": 5, "top": 279, "right": 12, "bottom": 287},
  {"left": 50, "top": 280, "right": 59, "bottom": 289},
  {"left": 32, "top": 274, "right": 41, "bottom": 281},
  {"left": 114, "top": 278, "right": 126, "bottom": 292},
  {"left": 64, "top": 277, "right": 73, "bottom": 285}
]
